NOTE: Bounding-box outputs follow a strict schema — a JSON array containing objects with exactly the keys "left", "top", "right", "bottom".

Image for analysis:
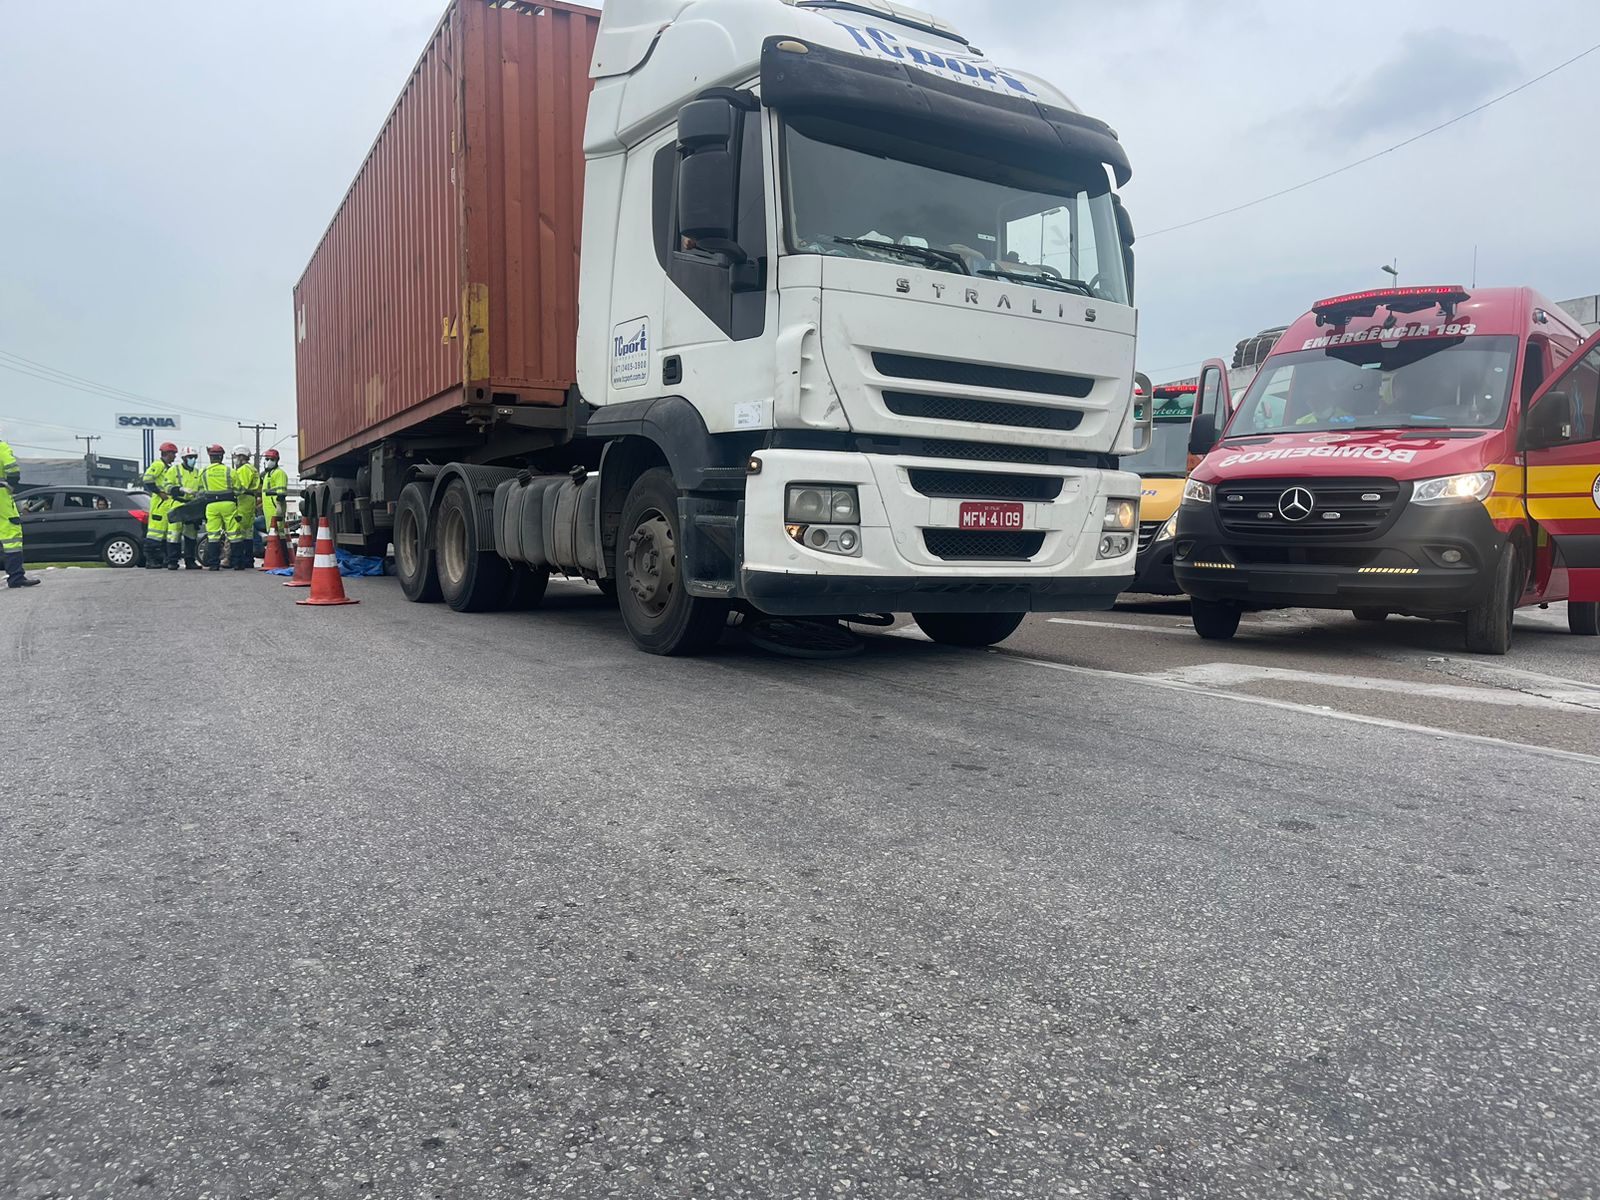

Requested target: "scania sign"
[{"left": 116, "top": 414, "right": 181, "bottom": 430}]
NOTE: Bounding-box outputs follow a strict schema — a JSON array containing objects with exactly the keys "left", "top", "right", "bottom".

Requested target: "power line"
[
  {"left": 1145, "top": 38, "right": 1600, "bottom": 239},
  {"left": 0, "top": 349, "right": 244, "bottom": 422}
]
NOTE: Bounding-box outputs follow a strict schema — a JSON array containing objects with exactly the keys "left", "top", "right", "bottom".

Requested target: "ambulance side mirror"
[
  {"left": 1522, "top": 391, "right": 1574, "bottom": 449},
  {"left": 1189, "top": 360, "right": 1232, "bottom": 458}
]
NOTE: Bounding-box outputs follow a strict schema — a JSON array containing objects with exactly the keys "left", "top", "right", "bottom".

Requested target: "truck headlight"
[
  {"left": 1411, "top": 472, "right": 1495, "bottom": 505},
  {"left": 1103, "top": 498, "right": 1138, "bottom": 531},
  {"left": 1182, "top": 478, "right": 1213, "bottom": 505},
  {"left": 787, "top": 485, "right": 860, "bottom": 525}
]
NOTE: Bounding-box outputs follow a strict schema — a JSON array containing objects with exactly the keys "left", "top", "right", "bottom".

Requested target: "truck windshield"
[
  {"left": 781, "top": 121, "right": 1129, "bottom": 304},
  {"left": 1228, "top": 335, "right": 1520, "bottom": 436},
  {"left": 1124, "top": 421, "right": 1192, "bottom": 478}
]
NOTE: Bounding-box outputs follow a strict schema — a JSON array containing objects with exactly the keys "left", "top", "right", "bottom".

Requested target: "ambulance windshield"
[
  {"left": 1229, "top": 336, "right": 1519, "bottom": 436},
  {"left": 781, "top": 120, "right": 1129, "bottom": 304}
]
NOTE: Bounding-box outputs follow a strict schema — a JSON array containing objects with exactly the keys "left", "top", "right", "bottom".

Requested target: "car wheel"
[
  {"left": 1464, "top": 542, "right": 1519, "bottom": 656},
  {"left": 616, "top": 469, "right": 729, "bottom": 656},
  {"left": 1191, "top": 597, "right": 1242, "bottom": 641},
  {"left": 1569, "top": 601, "right": 1599, "bottom": 637},
  {"left": 102, "top": 534, "right": 141, "bottom": 569},
  {"left": 912, "top": 612, "right": 1026, "bottom": 647}
]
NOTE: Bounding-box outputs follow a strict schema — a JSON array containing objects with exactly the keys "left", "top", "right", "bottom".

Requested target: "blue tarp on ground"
[{"left": 265, "top": 549, "right": 387, "bottom": 578}]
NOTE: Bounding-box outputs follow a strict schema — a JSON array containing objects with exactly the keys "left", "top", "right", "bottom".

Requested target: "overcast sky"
[{"left": 2, "top": 0, "right": 1597, "bottom": 472}]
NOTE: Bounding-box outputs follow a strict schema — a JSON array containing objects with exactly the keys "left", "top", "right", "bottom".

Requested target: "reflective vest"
[
  {"left": 261, "top": 466, "right": 289, "bottom": 499},
  {"left": 201, "top": 462, "right": 235, "bottom": 495},
  {"left": 143, "top": 458, "right": 175, "bottom": 499},
  {"left": 0, "top": 439, "right": 17, "bottom": 485},
  {"left": 169, "top": 463, "right": 204, "bottom": 499},
  {"left": 234, "top": 463, "right": 261, "bottom": 501}
]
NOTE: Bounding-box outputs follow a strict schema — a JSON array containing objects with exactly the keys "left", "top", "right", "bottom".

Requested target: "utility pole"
[
  {"left": 74, "top": 435, "right": 101, "bottom": 485},
  {"left": 238, "top": 421, "right": 278, "bottom": 467}
]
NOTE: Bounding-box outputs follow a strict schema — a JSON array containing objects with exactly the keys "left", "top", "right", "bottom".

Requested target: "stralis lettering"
[
  {"left": 1220, "top": 445, "right": 1420, "bottom": 467},
  {"left": 894, "top": 278, "right": 1092, "bottom": 323},
  {"left": 832, "top": 22, "right": 1035, "bottom": 96}
]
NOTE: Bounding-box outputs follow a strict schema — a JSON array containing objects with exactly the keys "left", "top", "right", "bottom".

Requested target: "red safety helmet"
[
  {"left": 207, "top": 443, "right": 225, "bottom": 455},
  {"left": 264, "top": 448, "right": 280, "bottom": 461},
  {"left": 158, "top": 441, "right": 179, "bottom": 455}
]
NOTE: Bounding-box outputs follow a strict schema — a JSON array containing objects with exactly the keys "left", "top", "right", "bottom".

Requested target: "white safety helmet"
[
  {"left": 181, "top": 445, "right": 198, "bottom": 458},
  {"left": 232, "top": 444, "right": 251, "bottom": 460}
]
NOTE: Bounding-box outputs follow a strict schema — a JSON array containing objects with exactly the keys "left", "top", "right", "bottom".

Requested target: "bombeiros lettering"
[{"left": 1220, "top": 445, "right": 1420, "bottom": 467}]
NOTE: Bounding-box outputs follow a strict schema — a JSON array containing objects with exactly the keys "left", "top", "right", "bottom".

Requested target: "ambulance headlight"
[
  {"left": 1182, "top": 478, "right": 1214, "bottom": 505},
  {"left": 1154, "top": 514, "right": 1178, "bottom": 543},
  {"left": 1412, "top": 472, "right": 1495, "bottom": 505}
]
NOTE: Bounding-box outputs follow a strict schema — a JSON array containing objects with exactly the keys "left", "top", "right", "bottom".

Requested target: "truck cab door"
[
  {"left": 1187, "top": 358, "right": 1233, "bottom": 470},
  {"left": 1522, "top": 329, "right": 1600, "bottom": 602}
]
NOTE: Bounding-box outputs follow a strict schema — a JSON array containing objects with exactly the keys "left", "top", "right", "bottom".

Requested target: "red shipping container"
[{"left": 294, "top": 0, "right": 600, "bottom": 472}]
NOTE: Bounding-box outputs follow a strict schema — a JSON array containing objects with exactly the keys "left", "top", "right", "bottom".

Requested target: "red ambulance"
[{"left": 1175, "top": 285, "right": 1600, "bottom": 654}]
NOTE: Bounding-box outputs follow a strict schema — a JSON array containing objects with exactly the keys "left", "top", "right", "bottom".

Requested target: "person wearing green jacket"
[
  {"left": 228, "top": 445, "right": 261, "bottom": 571},
  {"left": 165, "top": 446, "right": 206, "bottom": 570},
  {"left": 0, "top": 428, "right": 40, "bottom": 588},
  {"left": 140, "top": 442, "right": 179, "bottom": 569},
  {"left": 198, "top": 445, "right": 236, "bottom": 571},
  {"left": 260, "top": 448, "right": 290, "bottom": 537}
]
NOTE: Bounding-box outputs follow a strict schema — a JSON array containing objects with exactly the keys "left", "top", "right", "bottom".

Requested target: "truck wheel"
[
  {"left": 616, "top": 468, "right": 728, "bottom": 656},
  {"left": 437, "top": 478, "right": 512, "bottom": 613},
  {"left": 912, "top": 612, "right": 1025, "bottom": 647},
  {"left": 1352, "top": 608, "right": 1389, "bottom": 623},
  {"left": 394, "top": 482, "right": 442, "bottom": 604},
  {"left": 1191, "top": 598, "right": 1242, "bottom": 641},
  {"left": 1569, "top": 602, "right": 1599, "bottom": 636},
  {"left": 1464, "top": 542, "right": 1519, "bottom": 656}
]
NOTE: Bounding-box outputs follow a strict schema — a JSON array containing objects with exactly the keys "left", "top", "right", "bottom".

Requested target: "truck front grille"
[
  {"left": 883, "top": 391, "right": 1083, "bottom": 432},
  {"left": 908, "top": 469, "right": 1064, "bottom": 502},
  {"left": 873, "top": 353, "right": 1094, "bottom": 398},
  {"left": 1216, "top": 478, "right": 1404, "bottom": 538},
  {"left": 923, "top": 530, "right": 1045, "bottom": 561}
]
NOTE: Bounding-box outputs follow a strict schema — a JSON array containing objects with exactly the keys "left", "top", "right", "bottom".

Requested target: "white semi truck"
[{"left": 295, "top": 0, "right": 1149, "bottom": 655}]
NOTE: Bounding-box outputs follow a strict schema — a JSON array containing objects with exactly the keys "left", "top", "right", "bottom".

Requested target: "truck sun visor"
[{"left": 760, "top": 38, "right": 1132, "bottom": 188}]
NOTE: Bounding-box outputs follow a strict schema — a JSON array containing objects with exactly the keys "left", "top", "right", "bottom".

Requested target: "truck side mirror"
[
  {"left": 677, "top": 98, "right": 743, "bottom": 260},
  {"left": 1522, "top": 391, "right": 1574, "bottom": 450},
  {"left": 1112, "top": 195, "right": 1135, "bottom": 302}
]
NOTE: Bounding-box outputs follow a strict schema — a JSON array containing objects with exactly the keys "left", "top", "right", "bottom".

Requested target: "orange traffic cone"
[
  {"left": 283, "top": 523, "right": 315, "bottom": 588},
  {"left": 259, "top": 517, "right": 291, "bottom": 571},
  {"left": 296, "top": 518, "right": 360, "bottom": 607}
]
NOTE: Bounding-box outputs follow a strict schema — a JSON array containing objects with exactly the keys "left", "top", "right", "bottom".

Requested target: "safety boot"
[
  {"left": 5, "top": 550, "right": 39, "bottom": 588},
  {"left": 183, "top": 538, "right": 200, "bottom": 570},
  {"left": 143, "top": 540, "right": 167, "bottom": 569},
  {"left": 165, "top": 541, "right": 181, "bottom": 570}
]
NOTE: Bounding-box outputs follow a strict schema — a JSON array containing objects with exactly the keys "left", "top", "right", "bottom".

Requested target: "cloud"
[{"left": 1299, "top": 29, "right": 1520, "bottom": 145}]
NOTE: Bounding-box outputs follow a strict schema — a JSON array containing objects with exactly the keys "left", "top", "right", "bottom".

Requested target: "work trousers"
[{"left": 0, "top": 487, "right": 22, "bottom": 583}]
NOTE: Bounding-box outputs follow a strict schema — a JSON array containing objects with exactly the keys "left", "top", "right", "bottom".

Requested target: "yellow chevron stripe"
[
  {"left": 1527, "top": 464, "right": 1600, "bottom": 493},
  {"left": 1527, "top": 497, "right": 1600, "bottom": 521}
]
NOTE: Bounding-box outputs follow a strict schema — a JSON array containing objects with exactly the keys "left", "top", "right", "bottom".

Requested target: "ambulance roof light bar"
[
  {"left": 1153, "top": 383, "right": 1199, "bottom": 396},
  {"left": 1313, "top": 285, "right": 1471, "bottom": 327}
]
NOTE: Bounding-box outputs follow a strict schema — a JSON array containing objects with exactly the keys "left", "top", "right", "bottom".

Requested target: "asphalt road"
[{"left": 5, "top": 569, "right": 1599, "bottom": 1199}]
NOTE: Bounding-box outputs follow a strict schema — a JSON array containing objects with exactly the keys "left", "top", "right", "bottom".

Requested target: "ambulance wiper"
[
  {"left": 832, "top": 238, "right": 971, "bottom": 275},
  {"left": 976, "top": 269, "right": 1094, "bottom": 297}
]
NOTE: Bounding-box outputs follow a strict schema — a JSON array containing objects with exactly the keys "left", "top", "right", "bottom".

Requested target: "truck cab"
[
  {"left": 577, "top": 0, "right": 1147, "bottom": 650},
  {"left": 1176, "top": 285, "right": 1600, "bottom": 654}
]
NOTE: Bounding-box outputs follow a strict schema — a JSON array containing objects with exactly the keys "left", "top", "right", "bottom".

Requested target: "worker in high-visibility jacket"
[
  {"left": 260, "top": 448, "right": 290, "bottom": 545},
  {"left": 198, "top": 444, "right": 236, "bottom": 571},
  {"left": 0, "top": 426, "right": 40, "bottom": 589},
  {"left": 140, "top": 441, "right": 179, "bottom": 569},
  {"left": 165, "top": 446, "right": 206, "bottom": 570},
  {"left": 228, "top": 445, "right": 261, "bottom": 570}
]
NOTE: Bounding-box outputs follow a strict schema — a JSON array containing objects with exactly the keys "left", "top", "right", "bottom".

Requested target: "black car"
[{"left": 15, "top": 486, "right": 152, "bottom": 567}]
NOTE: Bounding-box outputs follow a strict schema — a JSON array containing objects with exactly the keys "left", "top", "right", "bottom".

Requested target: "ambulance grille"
[
  {"left": 908, "top": 469, "right": 1064, "bottom": 502},
  {"left": 873, "top": 353, "right": 1095, "bottom": 398},
  {"left": 1216, "top": 478, "right": 1404, "bottom": 538},
  {"left": 884, "top": 392, "right": 1084, "bottom": 432},
  {"left": 923, "top": 530, "right": 1045, "bottom": 561},
  {"left": 1137, "top": 521, "right": 1165, "bottom": 554}
]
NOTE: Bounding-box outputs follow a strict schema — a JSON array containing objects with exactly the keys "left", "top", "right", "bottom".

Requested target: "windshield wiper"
[
  {"left": 831, "top": 237, "right": 971, "bottom": 275},
  {"left": 976, "top": 269, "right": 1094, "bottom": 297}
]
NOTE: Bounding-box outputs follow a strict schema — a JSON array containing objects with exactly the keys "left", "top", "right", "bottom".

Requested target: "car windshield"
[
  {"left": 782, "top": 120, "right": 1129, "bottom": 304},
  {"left": 1229, "top": 335, "right": 1519, "bottom": 436}
]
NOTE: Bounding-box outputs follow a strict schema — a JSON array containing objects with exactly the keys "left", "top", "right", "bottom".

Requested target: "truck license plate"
[{"left": 959, "top": 501, "right": 1025, "bottom": 531}]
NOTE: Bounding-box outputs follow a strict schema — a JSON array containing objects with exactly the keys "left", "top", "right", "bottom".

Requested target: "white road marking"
[
  {"left": 1002, "top": 654, "right": 1600, "bottom": 767},
  {"left": 1146, "top": 662, "right": 1600, "bottom": 713},
  {"left": 1049, "top": 617, "right": 1191, "bottom": 636},
  {"left": 1415, "top": 657, "right": 1600, "bottom": 709}
]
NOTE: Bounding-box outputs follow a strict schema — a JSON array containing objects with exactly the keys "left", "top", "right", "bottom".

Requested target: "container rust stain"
[{"left": 293, "top": 0, "right": 600, "bottom": 472}]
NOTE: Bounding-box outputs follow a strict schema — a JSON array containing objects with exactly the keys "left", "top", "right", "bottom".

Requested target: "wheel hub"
[{"left": 626, "top": 515, "right": 675, "bottom": 615}]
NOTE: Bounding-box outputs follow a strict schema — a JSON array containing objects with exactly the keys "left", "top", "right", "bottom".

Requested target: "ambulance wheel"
[
  {"left": 1191, "top": 598, "right": 1241, "bottom": 641},
  {"left": 912, "top": 612, "right": 1025, "bottom": 647},
  {"left": 437, "top": 479, "right": 511, "bottom": 613},
  {"left": 1570, "top": 602, "right": 1600, "bottom": 636},
  {"left": 1464, "top": 542, "right": 1519, "bottom": 656},
  {"left": 395, "top": 482, "right": 442, "bottom": 605},
  {"left": 616, "top": 469, "right": 728, "bottom": 656},
  {"left": 1352, "top": 608, "right": 1389, "bottom": 623}
]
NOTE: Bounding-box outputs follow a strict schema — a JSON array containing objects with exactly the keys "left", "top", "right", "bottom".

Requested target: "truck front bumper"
[
  {"left": 1173, "top": 497, "right": 1508, "bottom": 613},
  {"left": 739, "top": 448, "right": 1137, "bottom": 617}
]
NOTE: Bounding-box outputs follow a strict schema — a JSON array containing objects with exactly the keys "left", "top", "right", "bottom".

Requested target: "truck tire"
[
  {"left": 437, "top": 478, "right": 512, "bottom": 613},
  {"left": 912, "top": 612, "right": 1025, "bottom": 647},
  {"left": 616, "top": 468, "right": 728, "bottom": 656},
  {"left": 1352, "top": 608, "right": 1389, "bottom": 623},
  {"left": 1569, "top": 602, "right": 1599, "bottom": 636},
  {"left": 394, "top": 482, "right": 442, "bottom": 604},
  {"left": 1464, "top": 542, "right": 1518, "bottom": 656},
  {"left": 1191, "top": 597, "right": 1242, "bottom": 641}
]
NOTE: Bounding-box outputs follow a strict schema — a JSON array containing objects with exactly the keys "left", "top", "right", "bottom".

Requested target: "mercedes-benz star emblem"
[{"left": 1278, "top": 487, "right": 1315, "bottom": 522}]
